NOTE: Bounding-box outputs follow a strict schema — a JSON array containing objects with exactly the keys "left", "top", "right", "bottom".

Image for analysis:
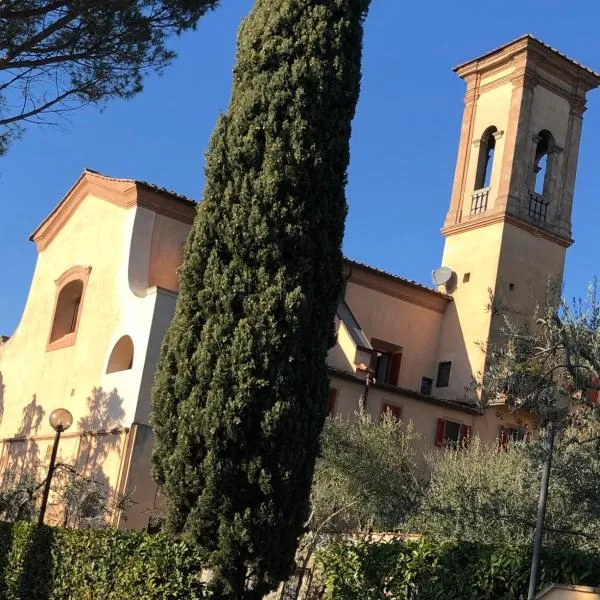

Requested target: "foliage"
[
  {"left": 0, "top": 521, "right": 208, "bottom": 599},
  {"left": 0, "top": 474, "right": 41, "bottom": 522},
  {"left": 0, "top": 0, "right": 220, "bottom": 154},
  {"left": 315, "top": 538, "right": 600, "bottom": 600},
  {"left": 151, "top": 0, "right": 371, "bottom": 597},
  {"left": 0, "top": 463, "right": 133, "bottom": 528},
  {"left": 408, "top": 425, "right": 600, "bottom": 550},
  {"left": 310, "top": 408, "right": 424, "bottom": 535},
  {"left": 51, "top": 464, "right": 134, "bottom": 528},
  {"left": 481, "top": 281, "right": 600, "bottom": 416}
]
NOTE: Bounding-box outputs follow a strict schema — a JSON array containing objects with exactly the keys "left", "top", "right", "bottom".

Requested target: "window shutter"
[
  {"left": 499, "top": 426, "right": 508, "bottom": 451},
  {"left": 459, "top": 425, "right": 472, "bottom": 448},
  {"left": 328, "top": 388, "right": 337, "bottom": 416},
  {"left": 386, "top": 353, "right": 402, "bottom": 386},
  {"left": 588, "top": 376, "right": 600, "bottom": 407},
  {"left": 382, "top": 403, "right": 402, "bottom": 420},
  {"left": 435, "top": 418, "right": 446, "bottom": 447}
]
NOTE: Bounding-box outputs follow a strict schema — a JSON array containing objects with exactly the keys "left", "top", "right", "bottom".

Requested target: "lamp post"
[
  {"left": 38, "top": 408, "right": 73, "bottom": 526},
  {"left": 526, "top": 388, "right": 570, "bottom": 600}
]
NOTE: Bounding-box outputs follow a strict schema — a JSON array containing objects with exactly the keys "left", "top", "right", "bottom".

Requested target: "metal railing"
[
  {"left": 528, "top": 191, "right": 549, "bottom": 223},
  {"left": 470, "top": 188, "right": 489, "bottom": 215}
]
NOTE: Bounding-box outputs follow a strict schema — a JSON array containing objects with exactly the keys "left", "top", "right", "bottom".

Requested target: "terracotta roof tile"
[
  {"left": 344, "top": 257, "right": 452, "bottom": 300},
  {"left": 84, "top": 168, "right": 198, "bottom": 207}
]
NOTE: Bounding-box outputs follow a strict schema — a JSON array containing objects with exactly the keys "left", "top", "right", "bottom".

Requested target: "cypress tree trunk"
[{"left": 151, "top": 0, "right": 371, "bottom": 597}]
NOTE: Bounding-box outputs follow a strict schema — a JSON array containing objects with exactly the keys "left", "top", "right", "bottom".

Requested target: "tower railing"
[
  {"left": 470, "top": 188, "right": 489, "bottom": 215},
  {"left": 528, "top": 191, "right": 549, "bottom": 223}
]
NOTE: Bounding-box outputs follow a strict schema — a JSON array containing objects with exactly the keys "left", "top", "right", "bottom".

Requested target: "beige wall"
[
  {"left": 0, "top": 177, "right": 194, "bottom": 526},
  {"left": 436, "top": 222, "right": 504, "bottom": 400},
  {"left": 537, "top": 585, "right": 600, "bottom": 600},
  {"left": 148, "top": 214, "right": 191, "bottom": 292},
  {"left": 344, "top": 276, "right": 447, "bottom": 393},
  {"left": 329, "top": 373, "right": 534, "bottom": 461},
  {"left": 461, "top": 83, "right": 513, "bottom": 218}
]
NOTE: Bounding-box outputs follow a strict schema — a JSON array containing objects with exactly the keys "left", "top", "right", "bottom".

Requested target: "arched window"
[
  {"left": 106, "top": 336, "right": 134, "bottom": 374},
  {"left": 474, "top": 126, "right": 497, "bottom": 190},
  {"left": 533, "top": 130, "right": 554, "bottom": 196},
  {"left": 49, "top": 280, "right": 83, "bottom": 343},
  {"left": 47, "top": 265, "right": 91, "bottom": 351}
]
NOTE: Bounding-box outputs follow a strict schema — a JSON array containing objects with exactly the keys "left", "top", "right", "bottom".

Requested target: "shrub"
[
  {"left": 315, "top": 538, "right": 600, "bottom": 600},
  {"left": 0, "top": 521, "right": 207, "bottom": 599}
]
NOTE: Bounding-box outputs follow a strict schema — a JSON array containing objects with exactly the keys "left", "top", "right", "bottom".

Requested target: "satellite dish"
[{"left": 432, "top": 266, "right": 454, "bottom": 287}]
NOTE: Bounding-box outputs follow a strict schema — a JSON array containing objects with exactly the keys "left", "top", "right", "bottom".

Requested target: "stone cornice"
[
  {"left": 454, "top": 35, "right": 600, "bottom": 92},
  {"left": 441, "top": 211, "right": 573, "bottom": 248},
  {"left": 30, "top": 170, "right": 197, "bottom": 251}
]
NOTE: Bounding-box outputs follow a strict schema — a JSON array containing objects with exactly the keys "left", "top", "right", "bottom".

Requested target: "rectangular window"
[
  {"left": 381, "top": 402, "right": 402, "bottom": 420},
  {"left": 375, "top": 352, "right": 390, "bottom": 383},
  {"left": 436, "top": 361, "right": 451, "bottom": 388},
  {"left": 328, "top": 388, "right": 338, "bottom": 416},
  {"left": 420, "top": 377, "right": 433, "bottom": 396},
  {"left": 435, "top": 418, "right": 471, "bottom": 449},
  {"left": 374, "top": 351, "right": 402, "bottom": 387},
  {"left": 499, "top": 425, "right": 528, "bottom": 450}
]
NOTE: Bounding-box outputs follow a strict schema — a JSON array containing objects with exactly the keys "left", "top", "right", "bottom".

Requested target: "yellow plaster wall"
[
  {"left": 495, "top": 223, "right": 566, "bottom": 328},
  {"left": 461, "top": 83, "right": 513, "bottom": 218},
  {"left": 436, "top": 222, "right": 505, "bottom": 400},
  {"left": 328, "top": 374, "right": 531, "bottom": 460},
  {"left": 344, "top": 281, "right": 445, "bottom": 393},
  {"left": 0, "top": 193, "right": 186, "bottom": 525},
  {"left": 148, "top": 214, "right": 191, "bottom": 292},
  {"left": 537, "top": 586, "right": 600, "bottom": 600}
]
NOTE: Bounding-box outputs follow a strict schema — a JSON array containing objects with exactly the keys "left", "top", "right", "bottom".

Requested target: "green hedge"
[
  {"left": 316, "top": 538, "right": 600, "bottom": 599},
  {"left": 0, "top": 521, "right": 208, "bottom": 599}
]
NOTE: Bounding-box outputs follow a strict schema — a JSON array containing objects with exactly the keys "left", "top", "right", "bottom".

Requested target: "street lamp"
[
  {"left": 38, "top": 408, "right": 73, "bottom": 526},
  {"left": 526, "top": 388, "right": 570, "bottom": 600}
]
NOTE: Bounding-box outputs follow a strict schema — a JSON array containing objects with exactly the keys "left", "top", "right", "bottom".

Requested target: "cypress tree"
[{"left": 151, "top": 0, "right": 371, "bottom": 597}]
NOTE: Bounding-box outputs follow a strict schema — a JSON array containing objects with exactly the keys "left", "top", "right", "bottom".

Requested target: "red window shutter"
[
  {"left": 499, "top": 426, "right": 508, "bottom": 451},
  {"left": 328, "top": 388, "right": 337, "bottom": 416},
  {"left": 435, "top": 418, "right": 446, "bottom": 447},
  {"left": 382, "top": 403, "right": 402, "bottom": 420},
  {"left": 459, "top": 425, "right": 472, "bottom": 449},
  {"left": 588, "top": 376, "right": 600, "bottom": 407},
  {"left": 386, "top": 353, "right": 402, "bottom": 386}
]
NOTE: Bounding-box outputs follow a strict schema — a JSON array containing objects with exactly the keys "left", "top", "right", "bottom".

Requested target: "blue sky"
[{"left": 2, "top": 1, "right": 600, "bottom": 335}]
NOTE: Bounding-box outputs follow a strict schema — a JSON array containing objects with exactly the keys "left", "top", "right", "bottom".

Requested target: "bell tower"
[{"left": 435, "top": 35, "right": 600, "bottom": 401}]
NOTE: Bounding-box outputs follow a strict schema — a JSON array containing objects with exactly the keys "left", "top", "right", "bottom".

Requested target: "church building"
[{"left": 0, "top": 35, "right": 597, "bottom": 529}]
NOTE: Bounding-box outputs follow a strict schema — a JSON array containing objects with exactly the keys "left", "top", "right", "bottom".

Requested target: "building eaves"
[
  {"left": 328, "top": 367, "right": 483, "bottom": 416},
  {"left": 84, "top": 168, "right": 198, "bottom": 207},
  {"left": 344, "top": 257, "right": 452, "bottom": 301},
  {"left": 29, "top": 169, "right": 198, "bottom": 243},
  {"left": 453, "top": 33, "right": 600, "bottom": 80}
]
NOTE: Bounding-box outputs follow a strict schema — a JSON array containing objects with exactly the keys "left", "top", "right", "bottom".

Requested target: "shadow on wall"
[
  {"left": 76, "top": 387, "right": 126, "bottom": 482},
  {"left": 0, "top": 386, "right": 127, "bottom": 527},
  {"left": 3, "top": 395, "right": 45, "bottom": 486}
]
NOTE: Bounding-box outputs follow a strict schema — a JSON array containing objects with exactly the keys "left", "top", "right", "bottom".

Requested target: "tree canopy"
[
  {"left": 0, "top": 0, "right": 220, "bottom": 154},
  {"left": 151, "top": 1, "right": 371, "bottom": 597}
]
